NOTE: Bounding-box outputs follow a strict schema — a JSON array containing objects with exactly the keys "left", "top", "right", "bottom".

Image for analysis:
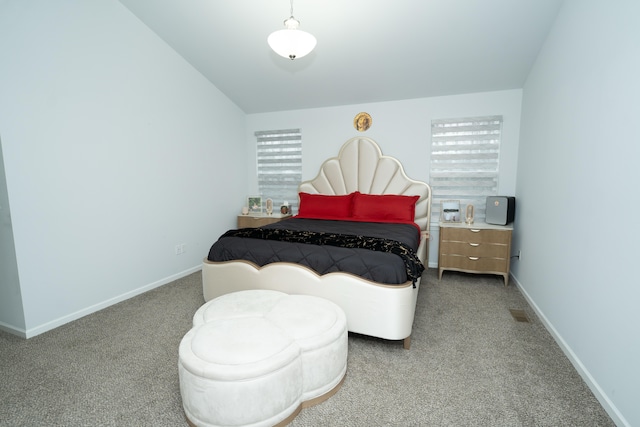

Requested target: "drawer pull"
[
  {"left": 470, "top": 229, "right": 481, "bottom": 233},
  {"left": 468, "top": 256, "right": 480, "bottom": 261},
  {"left": 469, "top": 243, "right": 480, "bottom": 247}
]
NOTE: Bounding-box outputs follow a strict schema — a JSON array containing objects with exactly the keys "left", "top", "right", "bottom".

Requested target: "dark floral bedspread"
[{"left": 209, "top": 218, "right": 425, "bottom": 285}]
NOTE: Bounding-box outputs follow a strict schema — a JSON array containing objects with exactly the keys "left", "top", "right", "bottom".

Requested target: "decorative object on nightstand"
[
  {"left": 247, "top": 196, "right": 262, "bottom": 214},
  {"left": 280, "top": 201, "right": 290, "bottom": 215},
  {"left": 441, "top": 200, "right": 461, "bottom": 222},
  {"left": 465, "top": 204, "right": 475, "bottom": 225},
  {"left": 265, "top": 198, "right": 273, "bottom": 215},
  {"left": 438, "top": 221, "right": 513, "bottom": 286}
]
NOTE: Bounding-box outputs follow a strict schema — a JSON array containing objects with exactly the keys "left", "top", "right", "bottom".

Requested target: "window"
[
  {"left": 255, "top": 129, "right": 302, "bottom": 213},
  {"left": 429, "top": 115, "right": 503, "bottom": 224}
]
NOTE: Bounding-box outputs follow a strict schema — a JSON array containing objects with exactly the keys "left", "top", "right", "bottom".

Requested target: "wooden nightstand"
[
  {"left": 237, "top": 213, "right": 292, "bottom": 228},
  {"left": 438, "top": 221, "right": 513, "bottom": 286}
]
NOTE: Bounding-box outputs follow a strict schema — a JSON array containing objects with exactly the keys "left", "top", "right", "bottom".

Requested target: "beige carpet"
[{"left": 0, "top": 269, "right": 614, "bottom": 426}]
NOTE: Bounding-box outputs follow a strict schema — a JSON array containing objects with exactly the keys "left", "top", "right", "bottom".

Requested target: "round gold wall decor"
[{"left": 353, "top": 112, "right": 372, "bottom": 132}]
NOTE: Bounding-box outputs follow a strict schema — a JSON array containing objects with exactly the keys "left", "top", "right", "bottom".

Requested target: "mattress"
[{"left": 207, "top": 218, "right": 424, "bottom": 285}]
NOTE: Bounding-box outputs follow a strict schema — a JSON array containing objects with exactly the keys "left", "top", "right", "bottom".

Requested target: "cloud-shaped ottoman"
[{"left": 179, "top": 290, "right": 348, "bottom": 426}]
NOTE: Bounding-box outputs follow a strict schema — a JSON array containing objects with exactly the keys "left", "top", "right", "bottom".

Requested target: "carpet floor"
[{"left": 0, "top": 269, "right": 614, "bottom": 426}]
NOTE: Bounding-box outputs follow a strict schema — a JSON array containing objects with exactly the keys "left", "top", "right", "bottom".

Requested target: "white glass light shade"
[{"left": 268, "top": 17, "right": 317, "bottom": 60}]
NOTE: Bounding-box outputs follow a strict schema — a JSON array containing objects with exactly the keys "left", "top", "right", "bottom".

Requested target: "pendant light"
[{"left": 267, "top": 0, "right": 317, "bottom": 60}]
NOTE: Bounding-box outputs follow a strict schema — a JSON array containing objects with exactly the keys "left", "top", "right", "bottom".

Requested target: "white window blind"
[
  {"left": 430, "top": 115, "right": 503, "bottom": 224},
  {"left": 255, "top": 129, "right": 302, "bottom": 213}
]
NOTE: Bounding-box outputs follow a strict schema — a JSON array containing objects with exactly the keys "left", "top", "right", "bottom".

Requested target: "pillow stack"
[{"left": 297, "top": 191, "right": 419, "bottom": 223}]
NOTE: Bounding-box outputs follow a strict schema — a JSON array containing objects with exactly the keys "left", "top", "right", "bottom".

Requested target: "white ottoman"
[{"left": 179, "top": 290, "right": 348, "bottom": 427}]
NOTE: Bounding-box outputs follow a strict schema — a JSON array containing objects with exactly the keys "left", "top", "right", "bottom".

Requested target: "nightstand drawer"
[
  {"left": 439, "top": 254, "right": 509, "bottom": 273},
  {"left": 439, "top": 241, "right": 509, "bottom": 258},
  {"left": 237, "top": 214, "right": 291, "bottom": 228},
  {"left": 441, "top": 227, "right": 511, "bottom": 245}
]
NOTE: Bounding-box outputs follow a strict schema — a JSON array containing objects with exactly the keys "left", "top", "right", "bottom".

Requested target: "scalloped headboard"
[{"left": 298, "top": 137, "right": 432, "bottom": 234}]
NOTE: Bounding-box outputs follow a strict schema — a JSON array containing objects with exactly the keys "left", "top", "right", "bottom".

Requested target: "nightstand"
[
  {"left": 237, "top": 212, "right": 292, "bottom": 228},
  {"left": 438, "top": 221, "right": 513, "bottom": 286}
]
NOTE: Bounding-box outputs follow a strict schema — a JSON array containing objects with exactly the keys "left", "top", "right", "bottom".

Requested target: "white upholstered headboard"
[{"left": 298, "top": 137, "right": 432, "bottom": 234}]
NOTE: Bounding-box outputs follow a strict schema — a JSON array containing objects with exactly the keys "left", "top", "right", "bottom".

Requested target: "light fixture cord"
[{"left": 290, "top": 0, "right": 294, "bottom": 17}]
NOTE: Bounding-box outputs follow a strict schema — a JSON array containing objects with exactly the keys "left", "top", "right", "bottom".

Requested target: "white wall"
[
  {"left": 0, "top": 137, "right": 24, "bottom": 331},
  {"left": 513, "top": 1, "right": 640, "bottom": 425},
  {"left": 246, "top": 90, "right": 523, "bottom": 267},
  {"left": 0, "top": 0, "right": 247, "bottom": 337}
]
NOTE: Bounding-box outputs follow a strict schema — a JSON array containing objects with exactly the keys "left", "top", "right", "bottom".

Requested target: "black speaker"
[{"left": 485, "top": 196, "right": 515, "bottom": 225}]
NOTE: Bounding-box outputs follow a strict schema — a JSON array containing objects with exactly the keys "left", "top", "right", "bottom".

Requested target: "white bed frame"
[{"left": 202, "top": 137, "right": 432, "bottom": 349}]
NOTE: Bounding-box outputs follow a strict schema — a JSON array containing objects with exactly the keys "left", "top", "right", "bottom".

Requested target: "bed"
[{"left": 202, "top": 137, "right": 432, "bottom": 349}]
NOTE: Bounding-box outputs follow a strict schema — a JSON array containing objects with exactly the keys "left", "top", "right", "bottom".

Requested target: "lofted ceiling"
[{"left": 118, "top": 0, "right": 564, "bottom": 114}]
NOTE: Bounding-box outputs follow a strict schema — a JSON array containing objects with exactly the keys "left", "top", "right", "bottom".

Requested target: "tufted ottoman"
[{"left": 179, "top": 290, "right": 348, "bottom": 427}]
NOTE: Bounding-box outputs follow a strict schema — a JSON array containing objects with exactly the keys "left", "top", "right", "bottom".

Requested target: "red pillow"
[
  {"left": 351, "top": 193, "right": 420, "bottom": 222},
  {"left": 296, "top": 192, "right": 354, "bottom": 220}
]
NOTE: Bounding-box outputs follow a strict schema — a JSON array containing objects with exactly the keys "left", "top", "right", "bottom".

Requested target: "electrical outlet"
[
  {"left": 175, "top": 244, "right": 186, "bottom": 255},
  {"left": 518, "top": 250, "right": 522, "bottom": 261}
]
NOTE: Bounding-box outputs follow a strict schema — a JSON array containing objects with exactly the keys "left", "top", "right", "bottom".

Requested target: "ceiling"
[{"left": 118, "top": 0, "right": 564, "bottom": 114}]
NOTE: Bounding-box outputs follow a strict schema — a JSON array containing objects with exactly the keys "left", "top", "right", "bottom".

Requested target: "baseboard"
[
  {"left": 510, "top": 273, "right": 629, "bottom": 427},
  {"left": 0, "top": 321, "right": 27, "bottom": 338},
  {"left": 22, "top": 265, "right": 202, "bottom": 339}
]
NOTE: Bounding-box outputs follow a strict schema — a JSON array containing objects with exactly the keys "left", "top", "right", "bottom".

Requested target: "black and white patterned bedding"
[{"left": 207, "top": 218, "right": 424, "bottom": 285}]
